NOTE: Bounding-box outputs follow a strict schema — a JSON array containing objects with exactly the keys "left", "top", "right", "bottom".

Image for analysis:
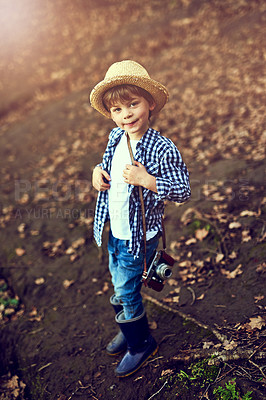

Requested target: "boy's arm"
[{"left": 155, "top": 148, "right": 191, "bottom": 203}]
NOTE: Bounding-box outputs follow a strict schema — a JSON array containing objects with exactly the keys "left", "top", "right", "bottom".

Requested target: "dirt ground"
[{"left": 0, "top": 1, "right": 265, "bottom": 399}]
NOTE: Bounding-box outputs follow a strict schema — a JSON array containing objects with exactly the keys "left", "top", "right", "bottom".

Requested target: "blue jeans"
[{"left": 108, "top": 230, "right": 159, "bottom": 320}]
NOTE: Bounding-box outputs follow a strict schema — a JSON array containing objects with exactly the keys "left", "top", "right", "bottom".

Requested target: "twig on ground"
[
  {"left": 248, "top": 359, "right": 266, "bottom": 379},
  {"left": 38, "top": 362, "right": 52, "bottom": 372},
  {"left": 215, "top": 365, "right": 237, "bottom": 384},
  {"left": 147, "top": 379, "right": 168, "bottom": 400},
  {"left": 248, "top": 341, "right": 266, "bottom": 360},
  {"left": 159, "top": 333, "right": 176, "bottom": 345},
  {"left": 143, "top": 293, "right": 228, "bottom": 343},
  {"left": 187, "top": 286, "right": 196, "bottom": 305}
]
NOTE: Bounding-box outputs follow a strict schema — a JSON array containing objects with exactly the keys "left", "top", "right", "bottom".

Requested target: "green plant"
[
  {"left": 173, "top": 358, "right": 219, "bottom": 389},
  {"left": 213, "top": 378, "right": 253, "bottom": 400}
]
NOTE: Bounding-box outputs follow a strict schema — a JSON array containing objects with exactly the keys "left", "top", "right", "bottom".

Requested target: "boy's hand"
[
  {"left": 92, "top": 166, "right": 111, "bottom": 191},
  {"left": 123, "top": 161, "right": 158, "bottom": 193}
]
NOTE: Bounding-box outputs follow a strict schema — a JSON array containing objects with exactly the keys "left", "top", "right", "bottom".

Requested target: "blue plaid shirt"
[{"left": 93, "top": 127, "right": 191, "bottom": 256}]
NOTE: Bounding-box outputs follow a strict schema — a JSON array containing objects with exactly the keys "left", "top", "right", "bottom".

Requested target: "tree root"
[{"left": 171, "top": 348, "right": 266, "bottom": 365}]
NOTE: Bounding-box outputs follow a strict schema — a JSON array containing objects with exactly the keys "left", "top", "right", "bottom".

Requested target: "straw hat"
[{"left": 89, "top": 60, "right": 169, "bottom": 118}]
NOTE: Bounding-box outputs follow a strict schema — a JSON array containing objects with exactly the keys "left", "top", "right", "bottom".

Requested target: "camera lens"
[{"left": 155, "top": 263, "right": 172, "bottom": 280}]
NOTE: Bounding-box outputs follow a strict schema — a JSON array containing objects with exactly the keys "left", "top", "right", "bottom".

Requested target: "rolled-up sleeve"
[{"left": 155, "top": 148, "right": 191, "bottom": 203}]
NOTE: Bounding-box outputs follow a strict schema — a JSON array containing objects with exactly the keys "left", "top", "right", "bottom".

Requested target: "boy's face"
[{"left": 110, "top": 94, "right": 155, "bottom": 140}]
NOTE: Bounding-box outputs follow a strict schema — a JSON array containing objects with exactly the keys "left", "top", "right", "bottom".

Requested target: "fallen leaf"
[
  {"left": 72, "top": 237, "right": 85, "bottom": 249},
  {"left": 15, "top": 248, "right": 26, "bottom": 256},
  {"left": 179, "top": 260, "right": 191, "bottom": 267},
  {"left": 202, "top": 341, "right": 214, "bottom": 349},
  {"left": 65, "top": 246, "right": 75, "bottom": 255},
  {"left": 171, "top": 296, "right": 180, "bottom": 303},
  {"left": 220, "top": 264, "right": 243, "bottom": 279},
  {"left": 30, "top": 230, "right": 40, "bottom": 236},
  {"left": 223, "top": 340, "right": 238, "bottom": 350},
  {"left": 228, "top": 251, "right": 237, "bottom": 259},
  {"left": 161, "top": 369, "right": 174, "bottom": 376},
  {"left": 256, "top": 262, "right": 266, "bottom": 273},
  {"left": 149, "top": 320, "right": 157, "bottom": 330},
  {"left": 35, "top": 277, "right": 45, "bottom": 285},
  {"left": 63, "top": 279, "right": 74, "bottom": 289},
  {"left": 216, "top": 253, "right": 224, "bottom": 263},
  {"left": 29, "top": 307, "right": 38, "bottom": 317},
  {"left": 248, "top": 316, "right": 266, "bottom": 330},
  {"left": 70, "top": 254, "right": 79, "bottom": 262},
  {"left": 242, "top": 229, "right": 252, "bottom": 242},
  {"left": 240, "top": 210, "right": 257, "bottom": 217},
  {"left": 195, "top": 228, "right": 209, "bottom": 241},
  {"left": 254, "top": 294, "right": 264, "bottom": 303},
  {"left": 167, "top": 278, "right": 179, "bottom": 286},
  {"left": 229, "top": 221, "right": 242, "bottom": 229},
  {"left": 185, "top": 238, "right": 197, "bottom": 246},
  {"left": 197, "top": 293, "right": 205, "bottom": 300},
  {"left": 102, "top": 282, "right": 109, "bottom": 293},
  {"left": 17, "top": 223, "right": 26, "bottom": 233}
]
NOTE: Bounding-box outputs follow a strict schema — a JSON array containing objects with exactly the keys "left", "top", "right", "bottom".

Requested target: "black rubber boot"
[
  {"left": 106, "top": 295, "right": 127, "bottom": 356},
  {"left": 114, "top": 310, "right": 158, "bottom": 377}
]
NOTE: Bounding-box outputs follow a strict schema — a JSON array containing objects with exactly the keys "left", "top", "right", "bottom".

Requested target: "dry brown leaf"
[
  {"left": 35, "top": 277, "right": 45, "bottom": 285},
  {"left": 242, "top": 229, "right": 252, "bottom": 242},
  {"left": 228, "top": 251, "right": 237, "bottom": 259},
  {"left": 254, "top": 294, "right": 264, "bottom": 303},
  {"left": 216, "top": 253, "right": 224, "bottom": 263},
  {"left": 72, "top": 237, "right": 85, "bottom": 249},
  {"left": 223, "top": 340, "right": 238, "bottom": 350},
  {"left": 179, "top": 260, "right": 191, "bottom": 267},
  {"left": 15, "top": 248, "right": 25, "bottom": 256},
  {"left": 149, "top": 320, "right": 157, "bottom": 330},
  {"left": 220, "top": 264, "right": 243, "bottom": 279},
  {"left": 63, "top": 279, "right": 74, "bottom": 289},
  {"left": 171, "top": 296, "right": 180, "bottom": 303},
  {"left": 161, "top": 369, "right": 174, "bottom": 376},
  {"left": 256, "top": 262, "right": 266, "bottom": 273},
  {"left": 185, "top": 237, "right": 197, "bottom": 245},
  {"left": 197, "top": 293, "right": 205, "bottom": 300},
  {"left": 229, "top": 221, "right": 242, "bottom": 229},
  {"left": 195, "top": 228, "right": 209, "bottom": 241},
  {"left": 70, "top": 254, "right": 79, "bottom": 262},
  {"left": 102, "top": 282, "right": 109, "bottom": 293},
  {"left": 167, "top": 278, "right": 179, "bottom": 286},
  {"left": 65, "top": 246, "right": 75, "bottom": 255},
  {"left": 248, "top": 316, "right": 266, "bottom": 330},
  {"left": 17, "top": 223, "right": 26, "bottom": 233},
  {"left": 202, "top": 341, "right": 214, "bottom": 349},
  {"left": 240, "top": 210, "right": 257, "bottom": 217}
]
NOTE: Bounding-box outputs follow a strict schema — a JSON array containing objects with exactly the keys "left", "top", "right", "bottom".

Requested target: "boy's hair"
[{"left": 103, "top": 84, "right": 155, "bottom": 112}]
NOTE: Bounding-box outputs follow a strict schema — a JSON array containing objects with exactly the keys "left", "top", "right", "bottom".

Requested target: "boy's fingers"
[{"left": 102, "top": 170, "right": 111, "bottom": 181}]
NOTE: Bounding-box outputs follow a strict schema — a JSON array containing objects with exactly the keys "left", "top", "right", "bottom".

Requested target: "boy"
[{"left": 90, "top": 60, "right": 190, "bottom": 377}]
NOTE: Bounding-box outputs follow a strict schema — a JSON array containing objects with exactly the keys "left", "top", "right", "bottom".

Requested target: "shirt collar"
[{"left": 109, "top": 127, "right": 159, "bottom": 149}]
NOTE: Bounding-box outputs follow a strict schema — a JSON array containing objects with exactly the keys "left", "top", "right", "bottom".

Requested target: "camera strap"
[{"left": 125, "top": 132, "right": 166, "bottom": 284}]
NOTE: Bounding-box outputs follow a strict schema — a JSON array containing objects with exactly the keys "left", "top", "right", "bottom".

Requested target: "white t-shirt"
[{"left": 108, "top": 133, "right": 157, "bottom": 241}]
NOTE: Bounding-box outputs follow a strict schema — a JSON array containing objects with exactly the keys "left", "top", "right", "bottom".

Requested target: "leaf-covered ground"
[{"left": 0, "top": 0, "right": 265, "bottom": 399}]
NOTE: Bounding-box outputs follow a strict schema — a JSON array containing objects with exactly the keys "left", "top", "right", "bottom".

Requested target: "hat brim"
[{"left": 90, "top": 75, "right": 169, "bottom": 118}]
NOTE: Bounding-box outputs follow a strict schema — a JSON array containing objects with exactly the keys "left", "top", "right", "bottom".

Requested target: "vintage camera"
[{"left": 142, "top": 250, "right": 175, "bottom": 292}]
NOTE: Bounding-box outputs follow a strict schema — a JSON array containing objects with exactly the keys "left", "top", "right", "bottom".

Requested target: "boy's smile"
[{"left": 110, "top": 95, "right": 155, "bottom": 140}]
